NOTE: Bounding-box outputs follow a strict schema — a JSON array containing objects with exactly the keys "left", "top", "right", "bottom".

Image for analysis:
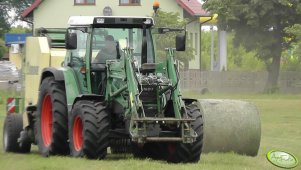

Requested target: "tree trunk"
[{"left": 264, "top": 50, "right": 281, "bottom": 93}]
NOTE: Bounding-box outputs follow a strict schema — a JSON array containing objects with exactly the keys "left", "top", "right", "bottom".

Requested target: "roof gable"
[
  {"left": 176, "top": 0, "right": 209, "bottom": 16},
  {"left": 21, "top": 0, "right": 42, "bottom": 18}
]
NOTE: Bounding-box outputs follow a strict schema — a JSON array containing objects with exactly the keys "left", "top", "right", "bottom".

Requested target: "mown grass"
[{"left": 0, "top": 91, "right": 300, "bottom": 170}]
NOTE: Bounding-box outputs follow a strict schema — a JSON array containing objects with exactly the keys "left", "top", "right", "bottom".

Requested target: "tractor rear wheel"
[
  {"left": 3, "top": 113, "right": 31, "bottom": 153},
  {"left": 166, "top": 103, "right": 204, "bottom": 163},
  {"left": 35, "top": 77, "right": 69, "bottom": 156},
  {"left": 69, "top": 100, "right": 110, "bottom": 159}
]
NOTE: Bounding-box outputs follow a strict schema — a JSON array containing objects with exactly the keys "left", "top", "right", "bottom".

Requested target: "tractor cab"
[{"left": 65, "top": 16, "right": 156, "bottom": 94}]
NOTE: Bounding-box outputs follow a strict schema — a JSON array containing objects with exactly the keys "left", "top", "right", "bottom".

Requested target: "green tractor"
[
  {"left": 3, "top": 16, "right": 261, "bottom": 163},
  {"left": 3, "top": 16, "right": 203, "bottom": 163}
]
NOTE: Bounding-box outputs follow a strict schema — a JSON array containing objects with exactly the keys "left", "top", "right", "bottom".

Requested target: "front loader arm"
[
  {"left": 105, "top": 49, "right": 146, "bottom": 142},
  {"left": 166, "top": 48, "right": 187, "bottom": 119},
  {"left": 106, "top": 49, "right": 196, "bottom": 144},
  {"left": 105, "top": 50, "right": 142, "bottom": 117}
]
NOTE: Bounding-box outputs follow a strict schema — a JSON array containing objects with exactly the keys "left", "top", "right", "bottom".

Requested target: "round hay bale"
[{"left": 197, "top": 99, "right": 261, "bottom": 156}]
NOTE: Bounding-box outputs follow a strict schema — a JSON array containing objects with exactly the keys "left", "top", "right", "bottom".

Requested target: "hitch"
[{"left": 131, "top": 117, "right": 197, "bottom": 144}]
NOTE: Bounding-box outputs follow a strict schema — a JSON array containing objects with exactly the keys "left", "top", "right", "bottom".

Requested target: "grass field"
[{"left": 0, "top": 91, "right": 300, "bottom": 170}]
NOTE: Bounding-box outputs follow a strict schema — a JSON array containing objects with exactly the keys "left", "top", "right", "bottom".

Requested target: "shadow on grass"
[{"left": 105, "top": 153, "right": 133, "bottom": 160}]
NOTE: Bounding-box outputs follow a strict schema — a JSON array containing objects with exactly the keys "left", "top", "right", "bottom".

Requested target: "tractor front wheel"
[
  {"left": 69, "top": 100, "right": 110, "bottom": 159},
  {"left": 35, "top": 77, "right": 69, "bottom": 156},
  {"left": 166, "top": 103, "right": 204, "bottom": 163}
]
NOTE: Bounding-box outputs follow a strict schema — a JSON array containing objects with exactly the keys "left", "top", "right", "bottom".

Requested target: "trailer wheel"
[
  {"left": 36, "top": 77, "right": 69, "bottom": 156},
  {"left": 166, "top": 103, "right": 204, "bottom": 163},
  {"left": 3, "top": 113, "right": 31, "bottom": 153},
  {"left": 69, "top": 100, "right": 110, "bottom": 159}
]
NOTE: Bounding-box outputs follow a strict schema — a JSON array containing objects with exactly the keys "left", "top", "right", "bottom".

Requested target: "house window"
[
  {"left": 119, "top": 0, "right": 140, "bottom": 6},
  {"left": 74, "top": 0, "right": 95, "bottom": 5}
]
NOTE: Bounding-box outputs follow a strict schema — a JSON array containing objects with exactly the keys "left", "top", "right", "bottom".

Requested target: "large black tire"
[
  {"left": 166, "top": 103, "right": 204, "bottom": 163},
  {"left": 132, "top": 143, "right": 147, "bottom": 158},
  {"left": 132, "top": 142, "right": 166, "bottom": 160},
  {"left": 3, "top": 113, "right": 31, "bottom": 153},
  {"left": 35, "top": 77, "right": 69, "bottom": 156},
  {"left": 110, "top": 138, "right": 131, "bottom": 154},
  {"left": 132, "top": 103, "right": 203, "bottom": 163},
  {"left": 69, "top": 100, "right": 110, "bottom": 159}
]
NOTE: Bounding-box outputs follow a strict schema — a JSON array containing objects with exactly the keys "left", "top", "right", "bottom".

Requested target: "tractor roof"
[{"left": 68, "top": 16, "right": 154, "bottom": 28}]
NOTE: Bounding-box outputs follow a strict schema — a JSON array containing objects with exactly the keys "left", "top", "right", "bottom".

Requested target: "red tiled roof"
[
  {"left": 22, "top": 0, "right": 209, "bottom": 18},
  {"left": 21, "top": 0, "right": 42, "bottom": 18},
  {"left": 176, "top": 0, "right": 209, "bottom": 16}
]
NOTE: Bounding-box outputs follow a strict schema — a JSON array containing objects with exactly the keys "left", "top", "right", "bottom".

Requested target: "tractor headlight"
[{"left": 144, "top": 19, "right": 152, "bottom": 25}]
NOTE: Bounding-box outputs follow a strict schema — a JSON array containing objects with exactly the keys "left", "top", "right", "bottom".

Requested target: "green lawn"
[{"left": 0, "top": 92, "right": 300, "bottom": 170}]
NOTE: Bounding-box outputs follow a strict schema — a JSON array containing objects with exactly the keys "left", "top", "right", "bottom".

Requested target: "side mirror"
[
  {"left": 176, "top": 34, "right": 186, "bottom": 51},
  {"left": 65, "top": 30, "right": 77, "bottom": 50}
]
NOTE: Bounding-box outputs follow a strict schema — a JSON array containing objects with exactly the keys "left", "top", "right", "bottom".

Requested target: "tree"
[
  {"left": 0, "top": 38, "right": 7, "bottom": 60},
  {"left": 281, "top": 24, "right": 301, "bottom": 71},
  {"left": 204, "top": 0, "right": 301, "bottom": 93},
  {"left": 153, "top": 11, "right": 195, "bottom": 69},
  {"left": 0, "top": 1, "right": 33, "bottom": 60},
  {"left": 0, "top": 0, "right": 33, "bottom": 36},
  {"left": 9, "top": 25, "right": 31, "bottom": 33},
  {"left": 200, "top": 30, "right": 265, "bottom": 71},
  {"left": 285, "top": 24, "right": 301, "bottom": 57}
]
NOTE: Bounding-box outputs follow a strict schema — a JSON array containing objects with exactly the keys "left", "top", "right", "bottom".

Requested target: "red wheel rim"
[
  {"left": 41, "top": 94, "right": 52, "bottom": 147},
  {"left": 73, "top": 115, "right": 83, "bottom": 151}
]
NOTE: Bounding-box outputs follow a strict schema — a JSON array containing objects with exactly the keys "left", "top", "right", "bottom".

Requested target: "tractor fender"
[
  {"left": 182, "top": 98, "right": 198, "bottom": 105},
  {"left": 70, "top": 94, "right": 105, "bottom": 111},
  {"left": 40, "top": 67, "right": 64, "bottom": 84}
]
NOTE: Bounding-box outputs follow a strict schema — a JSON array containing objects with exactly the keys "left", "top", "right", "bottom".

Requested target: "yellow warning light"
[
  {"left": 153, "top": 0, "right": 160, "bottom": 9},
  {"left": 200, "top": 13, "right": 218, "bottom": 25}
]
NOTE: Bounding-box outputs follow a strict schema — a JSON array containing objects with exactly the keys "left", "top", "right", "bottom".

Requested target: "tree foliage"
[
  {"left": 9, "top": 25, "right": 31, "bottom": 33},
  {"left": 0, "top": 38, "right": 7, "bottom": 59},
  {"left": 285, "top": 24, "right": 301, "bottom": 57},
  {"left": 204, "top": 0, "right": 301, "bottom": 92},
  {"left": 281, "top": 24, "right": 301, "bottom": 71},
  {"left": 153, "top": 11, "right": 195, "bottom": 68},
  {"left": 0, "top": 0, "right": 33, "bottom": 36},
  {"left": 200, "top": 31, "right": 265, "bottom": 71}
]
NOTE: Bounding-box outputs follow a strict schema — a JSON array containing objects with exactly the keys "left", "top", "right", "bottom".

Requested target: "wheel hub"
[
  {"left": 3, "top": 126, "right": 8, "bottom": 150},
  {"left": 41, "top": 94, "right": 53, "bottom": 147},
  {"left": 73, "top": 115, "right": 83, "bottom": 151}
]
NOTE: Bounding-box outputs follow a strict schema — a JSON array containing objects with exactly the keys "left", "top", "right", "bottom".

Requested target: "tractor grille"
[
  {"left": 139, "top": 85, "right": 157, "bottom": 117},
  {"left": 139, "top": 85, "right": 157, "bottom": 102}
]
